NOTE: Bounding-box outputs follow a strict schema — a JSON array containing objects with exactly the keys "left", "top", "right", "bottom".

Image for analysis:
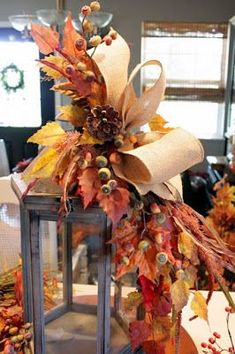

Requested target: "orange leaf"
[
  {"left": 97, "top": 187, "right": 129, "bottom": 227},
  {"left": 31, "top": 23, "right": 59, "bottom": 55},
  {"left": 134, "top": 248, "right": 158, "bottom": 282},
  {"left": 78, "top": 167, "right": 101, "bottom": 208},
  {"left": 129, "top": 320, "right": 152, "bottom": 351},
  {"left": 63, "top": 14, "right": 86, "bottom": 57}
]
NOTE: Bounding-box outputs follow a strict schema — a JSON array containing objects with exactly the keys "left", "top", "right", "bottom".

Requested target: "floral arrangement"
[{"left": 21, "top": 2, "right": 235, "bottom": 353}]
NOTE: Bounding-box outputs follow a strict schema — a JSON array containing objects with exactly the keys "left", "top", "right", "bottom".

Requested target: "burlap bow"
[{"left": 93, "top": 33, "right": 204, "bottom": 201}]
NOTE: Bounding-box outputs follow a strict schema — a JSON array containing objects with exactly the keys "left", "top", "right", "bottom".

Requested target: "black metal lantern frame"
[{"left": 11, "top": 175, "right": 131, "bottom": 354}]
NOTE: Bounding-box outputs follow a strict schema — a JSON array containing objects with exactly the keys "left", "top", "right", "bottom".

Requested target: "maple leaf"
[
  {"left": 97, "top": 187, "right": 130, "bottom": 227},
  {"left": 191, "top": 291, "right": 208, "bottom": 322},
  {"left": 30, "top": 23, "right": 59, "bottom": 55},
  {"left": 78, "top": 167, "right": 101, "bottom": 208},
  {"left": 138, "top": 275, "right": 155, "bottom": 312},
  {"left": 178, "top": 231, "right": 199, "bottom": 265},
  {"left": 142, "top": 340, "right": 166, "bottom": 354},
  {"left": 146, "top": 316, "right": 172, "bottom": 343},
  {"left": 170, "top": 279, "right": 189, "bottom": 313},
  {"left": 57, "top": 104, "right": 87, "bottom": 127},
  {"left": 63, "top": 14, "right": 86, "bottom": 57},
  {"left": 149, "top": 114, "right": 173, "bottom": 133},
  {"left": 134, "top": 248, "right": 158, "bottom": 282},
  {"left": 27, "top": 122, "right": 65, "bottom": 146},
  {"left": 129, "top": 320, "right": 152, "bottom": 351},
  {"left": 38, "top": 55, "right": 68, "bottom": 80},
  {"left": 22, "top": 147, "right": 59, "bottom": 181}
]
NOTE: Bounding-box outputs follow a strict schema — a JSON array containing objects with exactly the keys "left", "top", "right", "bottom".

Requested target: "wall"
[{"left": 1, "top": 0, "right": 235, "bottom": 169}]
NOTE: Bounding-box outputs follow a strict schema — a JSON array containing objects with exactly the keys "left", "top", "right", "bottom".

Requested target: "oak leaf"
[
  {"left": 63, "top": 14, "right": 86, "bottom": 57},
  {"left": 191, "top": 291, "right": 208, "bottom": 321},
  {"left": 78, "top": 167, "right": 101, "bottom": 208},
  {"left": 39, "top": 55, "right": 67, "bottom": 80},
  {"left": 170, "top": 279, "right": 189, "bottom": 313},
  {"left": 57, "top": 104, "right": 87, "bottom": 127},
  {"left": 149, "top": 114, "right": 173, "bottom": 133},
  {"left": 129, "top": 320, "right": 152, "bottom": 351},
  {"left": 97, "top": 187, "right": 129, "bottom": 227},
  {"left": 27, "top": 122, "right": 65, "bottom": 146},
  {"left": 31, "top": 23, "right": 59, "bottom": 55}
]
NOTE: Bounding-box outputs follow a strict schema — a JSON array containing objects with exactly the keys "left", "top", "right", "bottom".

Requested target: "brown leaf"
[
  {"left": 170, "top": 279, "right": 189, "bottom": 313},
  {"left": 191, "top": 291, "right": 208, "bottom": 322},
  {"left": 78, "top": 167, "right": 101, "bottom": 208},
  {"left": 63, "top": 14, "right": 86, "bottom": 57},
  {"left": 31, "top": 23, "right": 59, "bottom": 54},
  {"left": 97, "top": 187, "right": 129, "bottom": 227}
]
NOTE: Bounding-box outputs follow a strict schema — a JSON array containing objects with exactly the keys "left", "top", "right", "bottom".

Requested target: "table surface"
[{"left": 71, "top": 284, "right": 235, "bottom": 353}]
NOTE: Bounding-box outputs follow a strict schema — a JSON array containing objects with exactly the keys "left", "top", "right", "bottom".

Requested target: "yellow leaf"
[
  {"left": 149, "top": 114, "right": 174, "bottom": 133},
  {"left": 170, "top": 280, "right": 189, "bottom": 313},
  {"left": 184, "top": 265, "right": 198, "bottom": 288},
  {"left": 27, "top": 122, "right": 65, "bottom": 146},
  {"left": 39, "top": 55, "right": 68, "bottom": 80},
  {"left": 191, "top": 291, "right": 208, "bottom": 321},
  {"left": 79, "top": 129, "right": 103, "bottom": 145},
  {"left": 22, "top": 148, "right": 59, "bottom": 181},
  {"left": 178, "top": 232, "right": 199, "bottom": 265},
  {"left": 57, "top": 104, "right": 87, "bottom": 127}
]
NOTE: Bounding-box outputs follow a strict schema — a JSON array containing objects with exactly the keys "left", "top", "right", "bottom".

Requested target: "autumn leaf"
[
  {"left": 184, "top": 265, "right": 198, "bottom": 288},
  {"left": 22, "top": 147, "right": 59, "bottom": 181},
  {"left": 79, "top": 129, "right": 103, "bottom": 145},
  {"left": 178, "top": 231, "right": 199, "bottom": 265},
  {"left": 146, "top": 316, "right": 172, "bottom": 343},
  {"left": 27, "top": 122, "right": 65, "bottom": 146},
  {"left": 170, "top": 279, "right": 189, "bottom": 313},
  {"left": 30, "top": 23, "right": 59, "bottom": 55},
  {"left": 142, "top": 341, "right": 166, "bottom": 354},
  {"left": 97, "top": 187, "right": 130, "bottom": 227},
  {"left": 191, "top": 291, "right": 208, "bottom": 322},
  {"left": 134, "top": 248, "right": 158, "bottom": 283},
  {"left": 58, "top": 104, "right": 87, "bottom": 127},
  {"left": 123, "top": 291, "right": 143, "bottom": 312},
  {"left": 78, "top": 167, "right": 101, "bottom": 208},
  {"left": 38, "top": 55, "right": 67, "bottom": 80},
  {"left": 129, "top": 320, "right": 152, "bottom": 351},
  {"left": 149, "top": 114, "right": 173, "bottom": 133},
  {"left": 63, "top": 14, "right": 86, "bottom": 57}
]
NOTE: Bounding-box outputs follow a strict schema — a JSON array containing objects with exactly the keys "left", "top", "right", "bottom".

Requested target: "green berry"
[
  {"left": 120, "top": 256, "right": 130, "bottom": 265},
  {"left": 138, "top": 240, "right": 150, "bottom": 251},
  {"left": 98, "top": 167, "right": 111, "bottom": 180},
  {"left": 114, "top": 138, "right": 124, "bottom": 148},
  {"left": 156, "top": 212, "right": 166, "bottom": 224},
  {"left": 156, "top": 252, "right": 168, "bottom": 265},
  {"left": 16, "top": 334, "right": 24, "bottom": 342},
  {"left": 96, "top": 155, "right": 108, "bottom": 168},
  {"left": 101, "top": 184, "right": 111, "bottom": 195}
]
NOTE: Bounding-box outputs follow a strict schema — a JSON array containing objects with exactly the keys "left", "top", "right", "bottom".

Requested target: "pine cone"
[{"left": 86, "top": 105, "right": 122, "bottom": 141}]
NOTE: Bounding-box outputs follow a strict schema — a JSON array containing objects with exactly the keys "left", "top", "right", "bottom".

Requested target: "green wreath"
[{"left": 1, "top": 63, "right": 24, "bottom": 93}]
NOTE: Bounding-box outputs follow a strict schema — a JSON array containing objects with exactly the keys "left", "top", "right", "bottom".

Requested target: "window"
[
  {"left": 141, "top": 22, "right": 228, "bottom": 139},
  {"left": 0, "top": 28, "right": 42, "bottom": 127}
]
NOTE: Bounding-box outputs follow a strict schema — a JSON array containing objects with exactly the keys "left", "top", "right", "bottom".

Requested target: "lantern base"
[{"left": 45, "top": 311, "right": 129, "bottom": 354}]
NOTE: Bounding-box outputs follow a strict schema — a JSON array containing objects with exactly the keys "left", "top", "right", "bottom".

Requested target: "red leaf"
[
  {"left": 138, "top": 275, "right": 155, "bottom": 312},
  {"left": 142, "top": 341, "right": 166, "bottom": 354},
  {"left": 129, "top": 320, "right": 152, "bottom": 351},
  {"left": 31, "top": 23, "right": 59, "bottom": 54},
  {"left": 14, "top": 270, "right": 23, "bottom": 307},
  {"left": 63, "top": 14, "right": 86, "bottom": 57},
  {"left": 78, "top": 167, "right": 101, "bottom": 208},
  {"left": 97, "top": 187, "right": 129, "bottom": 227}
]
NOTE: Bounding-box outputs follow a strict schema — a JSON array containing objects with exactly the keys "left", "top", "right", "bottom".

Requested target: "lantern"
[{"left": 11, "top": 175, "right": 132, "bottom": 354}]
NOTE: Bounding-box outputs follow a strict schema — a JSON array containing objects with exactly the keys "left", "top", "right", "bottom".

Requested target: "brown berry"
[
  {"left": 75, "top": 38, "right": 87, "bottom": 51},
  {"left": 65, "top": 65, "right": 75, "bottom": 76},
  {"left": 83, "top": 19, "right": 94, "bottom": 32},
  {"left": 90, "top": 1, "right": 101, "bottom": 11},
  {"left": 107, "top": 179, "right": 118, "bottom": 190},
  {"left": 81, "top": 5, "right": 92, "bottom": 16},
  {"left": 77, "top": 62, "right": 87, "bottom": 71},
  {"left": 84, "top": 70, "right": 96, "bottom": 82},
  {"left": 101, "top": 184, "right": 111, "bottom": 195},
  {"left": 89, "top": 35, "right": 102, "bottom": 47},
  {"left": 109, "top": 29, "right": 117, "bottom": 40}
]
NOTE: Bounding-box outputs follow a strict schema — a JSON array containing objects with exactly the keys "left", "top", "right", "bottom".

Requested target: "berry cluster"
[{"left": 201, "top": 307, "right": 234, "bottom": 354}]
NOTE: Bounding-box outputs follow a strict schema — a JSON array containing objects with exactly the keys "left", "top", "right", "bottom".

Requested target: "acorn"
[
  {"left": 90, "top": 1, "right": 101, "bottom": 11},
  {"left": 155, "top": 212, "right": 166, "bottom": 224},
  {"left": 101, "top": 184, "right": 111, "bottom": 195},
  {"left": 98, "top": 167, "right": 111, "bottom": 180},
  {"left": 107, "top": 179, "right": 118, "bottom": 190},
  {"left": 96, "top": 155, "right": 108, "bottom": 168},
  {"left": 120, "top": 256, "right": 130, "bottom": 265},
  {"left": 156, "top": 252, "right": 168, "bottom": 265},
  {"left": 138, "top": 240, "right": 150, "bottom": 251}
]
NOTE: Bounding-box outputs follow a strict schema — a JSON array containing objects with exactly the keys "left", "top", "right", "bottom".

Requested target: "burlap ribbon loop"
[{"left": 93, "top": 32, "right": 204, "bottom": 201}]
